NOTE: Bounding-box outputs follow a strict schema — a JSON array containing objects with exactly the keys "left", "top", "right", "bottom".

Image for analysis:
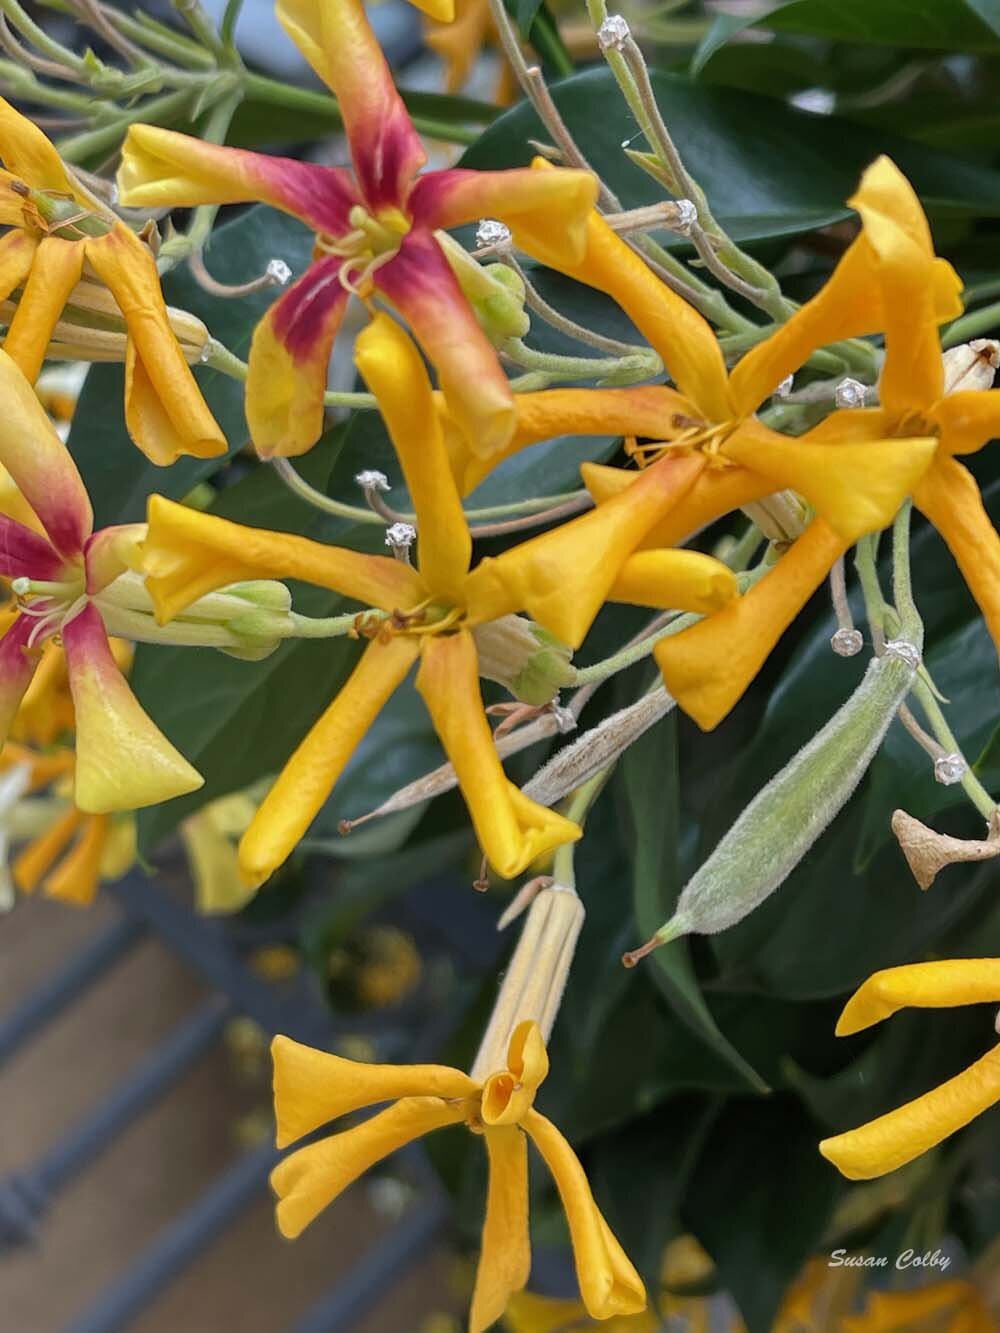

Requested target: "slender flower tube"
[
  {"left": 141, "top": 315, "right": 735, "bottom": 885},
  {"left": 0, "top": 349, "right": 208, "bottom": 813},
  {"left": 819, "top": 959, "right": 1000, "bottom": 1180},
  {"left": 270, "top": 886, "right": 646, "bottom": 1330},
  {"left": 0, "top": 100, "right": 224, "bottom": 466},
  {"left": 115, "top": 0, "right": 597, "bottom": 460}
]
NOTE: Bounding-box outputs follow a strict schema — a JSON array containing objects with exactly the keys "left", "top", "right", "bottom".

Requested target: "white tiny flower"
[
  {"left": 355, "top": 469, "right": 391, "bottom": 492},
  {"left": 834, "top": 377, "right": 867, "bottom": 409},
  {"left": 385, "top": 521, "right": 416, "bottom": 550},
  {"left": 775, "top": 374, "right": 794, "bottom": 399},
  {"left": 266, "top": 258, "right": 293, "bottom": 286},
  {"left": 830, "top": 627, "right": 863, "bottom": 657},
  {"left": 933, "top": 753, "right": 967, "bottom": 786},
  {"left": 597, "top": 13, "right": 630, "bottom": 50},
  {"left": 475, "top": 219, "right": 511, "bottom": 249},
  {"left": 673, "top": 198, "right": 697, "bottom": 235}
]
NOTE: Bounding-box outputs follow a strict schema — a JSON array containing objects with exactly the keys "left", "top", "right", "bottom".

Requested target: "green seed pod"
[{"left": 627, "top": 643, "right": 921, "bottom": 961}]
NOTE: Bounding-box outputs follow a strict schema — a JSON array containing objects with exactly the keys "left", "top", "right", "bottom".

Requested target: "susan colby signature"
[{"left": 829, "top": 1249, "right": 951, "bottom": 1273}]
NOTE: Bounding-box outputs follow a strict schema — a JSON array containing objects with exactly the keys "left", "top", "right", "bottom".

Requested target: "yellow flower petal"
[
  {"left": 3, "top": 235, "right": 84, "bottom": 384},
  {"left": 43, "top": 813, "right": 109, "bottom": 906},
  {"left": 796, "top": 407, "right": 892, "bottom": 445},
  {"left": 142, "top": 495, "right": 426, "bottom": 623},
  {"left": 523, "top": 1108, "right": 647, "bottom": 1320},
  {"left": 416, "top": 630, "right": 580, "bottom": 879},
  {"left": 0, "top": 349, "right": 92, "bottom": 556},
  {"left": 0, "top": 96, "right": 75, "bottom": 192},
  {"left": 609, "top": 548, "right": 737, "bottom": 615},
  {"left": 271, "top": 1033, "right": 477, "bottom": 1148},
  {"left": 464, "top": 454, "right": 706, "bottom": 647},
  {"left": 180, "top": 810, "right": 257, "bottom": 916},
  {"left": 819, "top": 1042, "right": 1000, "bottom": 1180},
  {"left": 581, "top": 459, "right": 774, "bottom": 551},
  {"left": 842, "top": 1282, "right": 995, "bottom": 1333},
  {"left": 64, "top": 605, "right": 204, "bottom": 812},
  {"left": 724, "top": 418, "right": 937, "bottom": 544},
  {"left": 932, "top": 387, "right": 1000, "bottom": 457},
  {"left": 835, "top": 959, "right": 1000, "bottom": 1036},
  {"left": 0, "top": 230, "right": 37, "bottom": 301},
  {"left": 270, "top": 1095, "right": 464, "bottom": 1238},
  {"left": 446, "top": 384, "right": 688, "bottom": 497},
  {"left": 85, "top": 229, "right": 226, "bottom": 465},
  {"left": 913, "top": 455, "right": 1000, "bottom": 655},
  {"left": 533, "top": 171, "right": 731, "bottom": 423},
  {"left": 239, "top": 634, "right": 420, "bottom": 888},
  {"left": 482, "top": 1021, "right": 550, "bottom": 1126},
  {"left": 13, "top": 805, "right": 82, "bottom": 894},
  {"left": 849, "top": 155, "right": 960, "bottom": 416},
  {"left": 355, "top": 314, "right": 471, "bottom": 596},
  {"left": 470, "top": 1126, "right": 531, "bottom": 1333},
  {"left": 410, "top": 0, "right": 455, "bottom": 18},
  {"left": 655, "top": 519, "right": 848, "bottom": 729}
]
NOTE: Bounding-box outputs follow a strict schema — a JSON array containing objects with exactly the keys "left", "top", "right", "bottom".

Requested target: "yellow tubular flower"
[
  {"left": 439, "top": 159, "right": 953, "bottom": 728},
  {"left": 142, "top": 315, "right": 736, "bottom": 888},
  {"left": 819, "top": 959, "right": 1000, "bottom": 1180},
  {"left": 842, "top": 1281, "right": 998, "bottom": 1333},
  {"left": 270, "top": 1021, "right": 645, "bottom": 1329},
  {"left": 0, "top": 100, "right": 225, "bottom": 465},
  {"left": 752, "top": 156, "right": 1000, "bottom": 660}
]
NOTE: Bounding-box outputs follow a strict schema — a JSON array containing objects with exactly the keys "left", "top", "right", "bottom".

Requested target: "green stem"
[
  {"left": 854, "top": 533, "right": 889, "bottom": 638},
  {"left": 203, "top": 340, "right": 376, "bottom": 410},
  {"left": 103, "top": 7, "right": 215, "bottom": 68},
  {"left": 0, "top": 0, "right": 87, "bottom": 71},
  {"left": 891, "top": 501, "right": 921, "bottom": 643},
  {"left": 241, "top": 72, "right": 479, "bottom": 146},
  {"left": 553, "top": 768, "right": 612, "bottom": 884},
  {"left": 910, "top": 676, "right": 996, "bottom": 820},
  {"left": 56, "top": 86, "right": 195, "bottom": 161},
  {"left": 270, "top": 458, "right": 384, "bottom": 526},
  {"left": 286, "top": 610, "right": 369, "bottom": 639},
  {"left": 502, "top": 336, "right": 659, "bottom": 385},
  {"left": 942, "top": 299, "right": 1000, "bottom": 349}
]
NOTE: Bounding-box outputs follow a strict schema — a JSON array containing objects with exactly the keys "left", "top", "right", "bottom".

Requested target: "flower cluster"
[{"left": 3, "top": 0, "right": 1000, "bottom": 1325}]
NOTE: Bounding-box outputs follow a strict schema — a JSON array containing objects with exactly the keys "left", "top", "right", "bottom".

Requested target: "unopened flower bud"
[
  {"left": 223, "top": 580, "right": 293, "bottom": 613},
  {"left": 1, "top": 273, "right": 210, "bottom": 366},
  {"left": 223, "top": 609, "right": 293, "bottom": 660},
  {"left": 435, "top": 232, "right": 529, "bottom": 343},
  {"left": 625, "top": 645, "right": 922, "bottom": 963},
  {"left": 470, "top": 883, "right": 584, "bottom": 1080},
  {"left": 942, "top": 339, "right": 1000, "bottom": 394},
  {"left": 473, "top": 615, "right": 575, "bottom": 706}
]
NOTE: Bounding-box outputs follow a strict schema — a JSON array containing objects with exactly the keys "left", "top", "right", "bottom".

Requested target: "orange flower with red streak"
[{"left": 115, "top": 0, "right": 597, "bottom": 460}]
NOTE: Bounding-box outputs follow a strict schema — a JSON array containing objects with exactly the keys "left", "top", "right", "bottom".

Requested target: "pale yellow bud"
[{"left": 942, "top": 338, "right": 1000, "bottom": 394}]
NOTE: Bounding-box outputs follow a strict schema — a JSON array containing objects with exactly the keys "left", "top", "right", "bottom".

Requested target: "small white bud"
[
  {"left": 266, "top": 258, "right": 293, "bottom": 286},
  {"left": 384, "top": 521, "right": 416, "bottom": 550},
  {"left": 834, "top": 377, "right": 867, "bottom": 409},
  {"left": 475, "top": 218, "right": 511, "bottom": 249},
  {"left": 883, "top": 639, "right": 921, "bottom": 670},
  {"left": 673, "top": 198, "right": 697, "bottom": 235},
  {"left": 933, "top": 753, "right": 967, "bottom": 786},
  {"left": 942, "top": 339, "right": 1000, "bottom": 394},
  {"left": 830, "top": 627, "right": 863, "bottom": 657},
  {"left": 790, "top": 88, "right": 835, "bottom": 115},
  {"left": 597, "top": 13, "right": 630, "bottom": 50},
  {"left": 10, "top": 577, "right": 30, "bottom": 596},
  {"left": 355, "top": 469, "right": 390, "bottom": 492}
]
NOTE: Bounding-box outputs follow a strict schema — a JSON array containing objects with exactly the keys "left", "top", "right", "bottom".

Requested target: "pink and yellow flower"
[
  {"left": 820, "top": 959, "right": 1000, "bottom": 1180},
  {"left": 271, "top": 1021, "right": 646, "bottom": 1330},
  {"left": 0, "top": 99, "right": 225, "bottom": 465},
  {"left": 0, "top": 349, "right": 203, "bottom": 813},
  {"left": 115, "top": 0, "right": 597, "bottom": 460},
  {"left": 140, "top": 314, "right": 736, "bottom": 886}
]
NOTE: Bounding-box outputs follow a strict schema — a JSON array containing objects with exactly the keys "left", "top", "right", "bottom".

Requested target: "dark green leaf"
[
  {"left": 739, "top": 0, "right": 1000, "bottom": 50},
  {"left": 621, "top": 716, "right": 770, "bottom": 1092},
  {"left": 462, "top": 68, "right": 1000, "bottom": 251}
]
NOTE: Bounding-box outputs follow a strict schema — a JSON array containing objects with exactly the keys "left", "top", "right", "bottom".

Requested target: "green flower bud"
[
  {"left": 473, "top": 615, "right": 575, "bottom": 706},
  {"left": 625, "top": 642, "right": 922, "bottom": 963},
  {"left": 435, "top": 232, "right": 530, "bottom": 343}
]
